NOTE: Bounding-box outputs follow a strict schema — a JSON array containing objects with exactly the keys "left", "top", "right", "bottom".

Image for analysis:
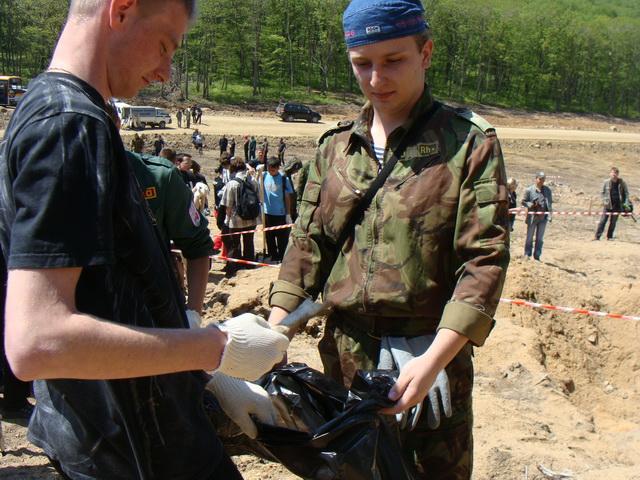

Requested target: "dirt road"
[
  {"left": 4, "top": 109, "right": 640, "bottom": 143},
  {"left": 110, "top": 113, "right": 640, "bottom": 143}
]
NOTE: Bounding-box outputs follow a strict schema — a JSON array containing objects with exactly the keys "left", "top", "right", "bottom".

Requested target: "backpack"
[{"left": 232, "top": 177, "right": 260, "bottom": 220}]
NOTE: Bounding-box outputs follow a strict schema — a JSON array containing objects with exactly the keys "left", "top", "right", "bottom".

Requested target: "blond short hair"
[{"left": 70, "top": 0, "right": 195, "bottom": 19}]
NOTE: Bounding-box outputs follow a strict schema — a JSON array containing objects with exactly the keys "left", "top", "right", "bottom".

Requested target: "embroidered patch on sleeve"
[
  {"left": 189, "top": 201, "right": 201, "bottom": 226},
  {"left": 144, "top": 187, "right": 158, "bottom": 200}
]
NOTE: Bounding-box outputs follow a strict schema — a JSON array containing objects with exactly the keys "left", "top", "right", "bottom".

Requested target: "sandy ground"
[
  {"left": 1, "top": 105, "right": 640, "bottom": 479},
  {"left": 110, "top": 112, "right": 640, "bottom": 144}
]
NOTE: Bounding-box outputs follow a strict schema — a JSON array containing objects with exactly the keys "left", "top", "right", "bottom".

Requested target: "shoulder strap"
[
  {"left": 317, "top": 120, "right": 354, "bottom": 147},
  {"left": 453, "top": 108, "right": 495, "bottom": 133},
  {"left": 335, "top": 101, "right": 442, "bottom": 250}
]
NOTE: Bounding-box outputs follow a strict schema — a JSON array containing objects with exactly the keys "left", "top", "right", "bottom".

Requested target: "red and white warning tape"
[
  {"left": 211, "top": 255, "right": 280, "bottom": 269},
  {"left": 218, "top": 223, "right": 294, "bottom": 237},
  {"left": 500, "top": 297, "right": 640, "bottom": 322},
  {"left": 509, "top": 209, "right": 633, "bottom": 217},
  {"left": 184, "top": 251, "right": 640, "bottom": 322},
  {"left": 214, "top": 211, "right": 634, "bottom": 239}
]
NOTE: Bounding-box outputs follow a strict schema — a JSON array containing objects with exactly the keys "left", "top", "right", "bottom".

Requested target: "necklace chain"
[{"left": 47, "top": 67, "right": 76, "bottom": 76}]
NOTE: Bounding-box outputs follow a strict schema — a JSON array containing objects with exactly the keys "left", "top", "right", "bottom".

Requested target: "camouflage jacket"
[{"left": 270, "top": 88, "right": 510, "bottom": 346}]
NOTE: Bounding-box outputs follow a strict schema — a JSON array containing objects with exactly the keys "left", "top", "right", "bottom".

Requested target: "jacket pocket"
[
  {"left": 298, "top": 182, "right": 321, "bottom": 232},
  {"left": 474, "top": 178, "right": 499, "bottom": 205},
  {"left": 319, "top": 166, "right": 363, "bottom": 242}
]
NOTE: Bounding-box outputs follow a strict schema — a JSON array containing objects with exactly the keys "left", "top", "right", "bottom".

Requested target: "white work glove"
[
  {"left": 378, "top": 335, "right": 452, "bottom": 430},
  {"left": 206, "top": 372, "right": 286, "bottom": 439},
  {"left": 186, "top": 309, "right": 202, "bottom": 329},
  {"left": 217, "top": 313, "right": 289, "bottom": 381},
  {"left": 285, "top": 214, "right": 293, "bottom": 225}
]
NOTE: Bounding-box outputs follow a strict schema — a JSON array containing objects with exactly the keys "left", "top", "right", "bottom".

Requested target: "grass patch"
[
  {"left": 204, "top": 81, "right": 359, "bottom": 106},
  {"left": 138, "top": 80, "right": 361, "bottom": 108}
]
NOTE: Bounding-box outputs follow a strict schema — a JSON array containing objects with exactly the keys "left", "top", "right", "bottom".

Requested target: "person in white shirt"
[{"left": 220, "top": 158, "right": 260, "bottom": 276}]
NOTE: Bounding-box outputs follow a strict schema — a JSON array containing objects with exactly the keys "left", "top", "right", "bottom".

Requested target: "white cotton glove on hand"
[
  {"left": 186, "top": 310, "right": 202, "bottom": 329},
  {"left": 217, "top": 313, "right": 289, "bottom": 381},
  {"left": 207, "top": 372, "right": 282, "bottom": 439},
  {"left": 285, "top": 214, "right": 293, "bottom": 225}
]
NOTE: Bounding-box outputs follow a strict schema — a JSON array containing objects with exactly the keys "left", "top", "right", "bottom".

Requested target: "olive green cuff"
[
  {"left": 269, "top": 280, "right": 309, "bottom": 313},
  {"left": 438, "top": 301, "right": 496, "bottom": 347}
]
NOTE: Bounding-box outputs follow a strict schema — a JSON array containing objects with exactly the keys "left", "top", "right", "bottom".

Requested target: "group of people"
[
  {"left": 212, "top": 153, "right": 297, "bottom": 276},
  {"left": 214, "top": 135, "right": 286, "bottom": 165},
  {"left": 507, "top": 167, "right": 632, "bottom": 261},
  {"left": 11, "top": 0, "right": 629, "bottom": 479},
  {"left": 176, "top": 104, "right": 203, "bottom": 128}
]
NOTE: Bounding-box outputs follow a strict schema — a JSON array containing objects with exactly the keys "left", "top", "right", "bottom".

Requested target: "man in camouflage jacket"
[{"left": 268, "top": 0, "right": 510, "bottom": 477}]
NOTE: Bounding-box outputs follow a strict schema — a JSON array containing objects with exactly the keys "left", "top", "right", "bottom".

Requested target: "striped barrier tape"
[
  {"left": 218, "top": 223, "right": 294, "bottom": 237},
  {"left": 213, "top": 211, "right": 634, "bottom": 239},
  {"left": 509, "top": 209, "right": 634, "bottom": 217},
  {"left": 211, "top": 255, "right": 280, "bottom": 269},
  {"left": 500, "top": 298, "right": 640, "bottom": 322},
  {"left": 172, "top": 249, "right": 279, "bottom": 269},
  {"left": 206, "top": 254, "right": 640, "bottom": 322}
]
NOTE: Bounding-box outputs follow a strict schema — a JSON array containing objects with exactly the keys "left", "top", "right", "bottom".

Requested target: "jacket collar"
[{"left": 347, "top": 85, "right": 435, "bottom": 152}]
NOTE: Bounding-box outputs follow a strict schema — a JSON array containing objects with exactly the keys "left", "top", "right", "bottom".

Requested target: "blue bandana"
[{"left": 343, "top": 0, "right": 429, "bottom": 49}]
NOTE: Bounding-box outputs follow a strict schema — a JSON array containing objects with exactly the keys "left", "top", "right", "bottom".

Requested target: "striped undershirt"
[{"left": 371, "top": 143, "right": 385, "bottom": 171}]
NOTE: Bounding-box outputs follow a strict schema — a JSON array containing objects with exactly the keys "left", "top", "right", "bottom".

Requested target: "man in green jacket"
[
  {"left": 128, "top": 151, "right": 212, "bottom": 323},
  {"left": 267, "top": 0, "right": 510, "bottom": 478}
]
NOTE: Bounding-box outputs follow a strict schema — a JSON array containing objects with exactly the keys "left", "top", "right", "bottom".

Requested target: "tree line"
[{"left": 1, "top": 0, "right": 639, "bottom": 117}]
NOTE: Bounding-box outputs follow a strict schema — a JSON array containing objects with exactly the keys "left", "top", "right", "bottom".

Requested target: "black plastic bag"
[{"left": 205, "top": 363, "right": 417, "bottom": 480}]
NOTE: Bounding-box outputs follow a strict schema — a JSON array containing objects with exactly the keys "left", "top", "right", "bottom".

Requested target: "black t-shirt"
[
  {"left": 610, "top": 180, "right": 621, "bottom": 211},
  {"left": 179, "top": 169, "right": 198, "bottom": 189},
  {"left": 194, "top": 172, "right": 208, "bottom": 186},
  {"left": 0, "top": 73, "right": 221, "bottom": 479}
]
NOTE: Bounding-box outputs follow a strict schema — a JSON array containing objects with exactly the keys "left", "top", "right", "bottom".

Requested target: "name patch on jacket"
[
  {"left": 417, "top": 143, "right": 440, "bottom": 157},
  {"left": 144, "top": 187, "right": 158, "bottom": 200}
]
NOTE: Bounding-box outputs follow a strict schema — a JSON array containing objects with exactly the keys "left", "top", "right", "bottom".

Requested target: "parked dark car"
[{"left": 276, "top": 102, "right": 321, "bottom": 123}]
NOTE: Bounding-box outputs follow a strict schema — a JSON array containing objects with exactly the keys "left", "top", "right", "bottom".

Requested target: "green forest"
[{"left": 1, "top": 0, "right": 639, "bottom": 117}]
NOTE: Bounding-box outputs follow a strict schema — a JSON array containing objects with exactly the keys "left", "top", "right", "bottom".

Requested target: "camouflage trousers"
[{"left": 318, "top": 314, "right": 474, "bottom": 480}]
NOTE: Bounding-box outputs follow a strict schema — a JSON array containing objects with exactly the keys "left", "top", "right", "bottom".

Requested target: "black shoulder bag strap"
[{"left": 335, "top": 101, "right": 442, "bottom": 250}]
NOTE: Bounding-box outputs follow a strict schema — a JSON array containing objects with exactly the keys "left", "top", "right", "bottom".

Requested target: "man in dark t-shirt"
[
  {"left": 0, "top": 2, "right": 288, "bottom": 479},
  {"left": 177, "top": 152, "right": 200, "bottom": 190},
  {"left": 595, "top": 166, "right": 631, "bottom": 240}
]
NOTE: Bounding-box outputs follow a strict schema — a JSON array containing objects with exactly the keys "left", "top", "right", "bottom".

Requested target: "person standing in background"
[
  {"left": 249, "top": 135, "right": 257, "bottom": 163},
  {"left": 507, "top": 177, "right": 518, "bottom": 231},
  {"left": 219, "top": 134, "right": 228, "bottom": 156},
  {"left": 220, "top": 159, "right": 259, "bottom": 276},
  {"left": 243, "top": 135, "right": 250, "bottom": 161},
  {"left": 522, "top": 172, "right": 552, "bottom": 260},
  {"left": 594, "top": 166, "right": 631, "bottom": 241},
  {"left": 153, "top": 134, "right": 165, "bottom": 156},
  {"left": 277, "top": 138, "right": 286, "bottom": 163},
  {"left": 261, "top": 157, "right": 293, "bottom": 262}
]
